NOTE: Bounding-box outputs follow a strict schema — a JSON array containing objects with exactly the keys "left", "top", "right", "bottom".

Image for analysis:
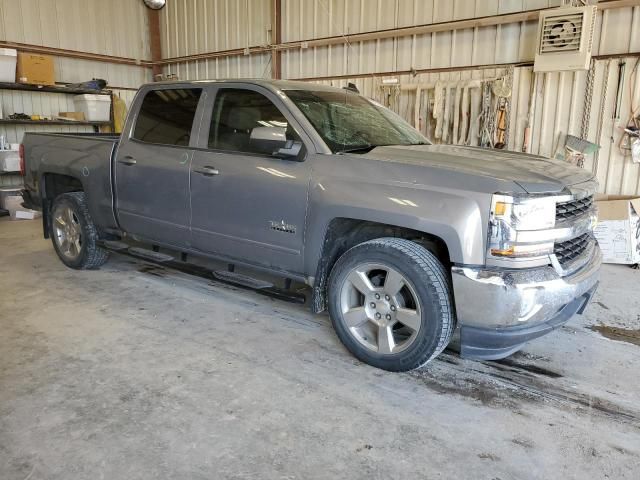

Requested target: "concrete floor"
[{"left": 1, "top": 218, "right": 639, "bottom": 480}]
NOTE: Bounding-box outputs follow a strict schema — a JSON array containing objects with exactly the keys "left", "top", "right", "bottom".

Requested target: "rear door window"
[{"left": 133, "top": 88, "right": 202, "bottom": 147}]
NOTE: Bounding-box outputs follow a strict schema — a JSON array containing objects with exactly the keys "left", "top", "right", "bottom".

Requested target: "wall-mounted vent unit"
[{"left": 534, "top": 6, "right": 597, "bottom": 73}]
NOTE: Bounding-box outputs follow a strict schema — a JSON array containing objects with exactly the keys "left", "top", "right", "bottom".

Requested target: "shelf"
[
  {"left": 0, "top": 119, "right": 110, "bottom": 126},
  {"left": 0, "top": 81, "right": 111, "bottom": 95}
]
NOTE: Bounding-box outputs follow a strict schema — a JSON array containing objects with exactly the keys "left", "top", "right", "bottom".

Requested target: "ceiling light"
[{"left": 143, "top": 0, "right": 166, "bottom": 10}]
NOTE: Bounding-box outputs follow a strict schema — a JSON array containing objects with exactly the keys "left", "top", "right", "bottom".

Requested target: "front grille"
[
  {"left": 556, "top": 195, "right": 593, "bottom": 222},
  {"left": 554, "top": 233, "right": 591, "bottom": 266}
]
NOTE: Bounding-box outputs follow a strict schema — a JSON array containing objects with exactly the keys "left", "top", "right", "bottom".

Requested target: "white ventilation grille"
[
  {"left": 540, "top": 13, "right": 584, "bottom": 53},
  {"left": 534, "top": 6, "right": 597, "bottom": 73}
]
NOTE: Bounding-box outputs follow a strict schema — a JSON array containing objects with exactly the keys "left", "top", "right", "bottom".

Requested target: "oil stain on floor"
[{"left": 590, "top": 325, "right": 640, "bottom": 347}]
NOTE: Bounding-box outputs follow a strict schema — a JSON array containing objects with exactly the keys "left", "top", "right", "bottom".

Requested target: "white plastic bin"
[
  {"left": 0, "top": 48, "right": 17, "bottom": 82},
  {"left": 0, "top": 188, "right": 22, "bottom": 210},
  {"left": 0, "top": 149, "right": 20, "bottom": 172},
  {"left": 73, "top": 94, "right": 111, "bottom": 122}
]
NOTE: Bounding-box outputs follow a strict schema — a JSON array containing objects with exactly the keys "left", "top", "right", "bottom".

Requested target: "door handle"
[
  {"left": 118, "top": 156, "right": 137, "bottom": 166},
  {"left": 194, "top": 166, "right": 220, "bottom": 176}
]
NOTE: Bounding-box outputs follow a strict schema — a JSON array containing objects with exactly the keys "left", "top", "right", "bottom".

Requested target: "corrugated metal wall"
[
  {"left": 281, "top": 2, "right": 639, "bottom": 79},
  {"left": 0, "top": 0, "right": 150, "bottom": 151},
  {"left": 0, "top": 0, "right": 150, "bottom": 87},
  {"left": 160, "top": 0, "right": 272, "bottom": 80}
]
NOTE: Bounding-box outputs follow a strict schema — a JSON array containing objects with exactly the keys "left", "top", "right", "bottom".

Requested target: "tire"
[
  {"left": 328, "top": 237, "right": 455, "bottom": 372},
  {"left": 50, "top": 192, "right": 109, "bottom": 270}
]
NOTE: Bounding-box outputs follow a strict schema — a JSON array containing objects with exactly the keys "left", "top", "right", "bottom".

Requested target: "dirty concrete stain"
[
  {"left": 478, "top": 452, "right": 501, "bottom": 461},
  {"left": 137, "top": 265, "right": 167, "bottom": 277},
  {"left": 355, "top": 444, "right": 373, "bottom": 453},
  {"left": 589, "top": 325, "right": 640, "bottom": 347},
  {"left": 492, "top": 358, "right": 563, "bottom": 379},
  {"left": 511, "top": 437, "right": 535, "bottom": 449},
  {"left": 410, "top": 354, "right": 640, "bottom": 426}
]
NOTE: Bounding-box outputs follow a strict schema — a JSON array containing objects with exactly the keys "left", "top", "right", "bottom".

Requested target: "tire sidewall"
[
  {"left": 50, "top": 195, "right": 92, "bottom": 269},
  {"left": 328, "top": 242, "right": 449, "bottom": 371}
]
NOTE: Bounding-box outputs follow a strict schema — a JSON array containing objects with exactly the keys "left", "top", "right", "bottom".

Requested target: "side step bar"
[
  {"left": 103, "top": 243, "right": 306, "bottom": 304},
  {"left": 103, "top": 240, "right": 128, "bottom": 250},
  {"left": 209, "top": 270, "right": 306, "bottom": 304},
  {"left": 127, "top": 246, "right": 174, "bottom": 263}
]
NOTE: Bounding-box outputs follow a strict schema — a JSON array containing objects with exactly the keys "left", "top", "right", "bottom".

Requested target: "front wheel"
[
  {"left": 50, "top": 192, "right": 109, "bottom": 269},
  {"left": 328, "top": 238, "right": 455, "bottom": 371}
]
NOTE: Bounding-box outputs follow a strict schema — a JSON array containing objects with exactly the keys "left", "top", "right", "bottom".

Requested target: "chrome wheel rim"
[
  {"left": 53, "top": 204, "right": 83, "bottom": 260},
  {"left": 339, "top": 263, "right": 422, "bottom": 355}
]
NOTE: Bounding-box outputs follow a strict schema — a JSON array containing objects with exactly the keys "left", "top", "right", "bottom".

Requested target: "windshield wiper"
[{"left": 336, "top": 144, "right": 378, "bottom": 154}]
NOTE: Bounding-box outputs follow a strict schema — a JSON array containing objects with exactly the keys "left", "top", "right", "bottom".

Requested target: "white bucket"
[
  {"left": 0, "top": 48, "right": 17, "bottom": 83},
  {"left": 73, "top": 94, "right": 111, "bottom": 122}
]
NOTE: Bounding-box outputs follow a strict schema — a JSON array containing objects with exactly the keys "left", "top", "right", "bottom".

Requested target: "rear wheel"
[
  {"left": 50, "top": 192, "right": 109, "bottom": 269},
  {"left": 328, "top": 238, "right": 455, "bottom": 371}
]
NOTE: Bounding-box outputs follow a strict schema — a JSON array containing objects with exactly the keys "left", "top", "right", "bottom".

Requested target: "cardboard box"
[
  {"left": 594, "top": 195, "right": 640, "bottom": 265},
  {"left": 58, "top": 111, "right": 86, "bottom": 122},
  {"left": 16, "top": 53, "right": 55, "bottom": 85}
]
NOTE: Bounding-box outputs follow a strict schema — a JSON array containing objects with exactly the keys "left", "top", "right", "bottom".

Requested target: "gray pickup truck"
[{"left": 21, "top": 79, "right": 601, "bottom": 371}]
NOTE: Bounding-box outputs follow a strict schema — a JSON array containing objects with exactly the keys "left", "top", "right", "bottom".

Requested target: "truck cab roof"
[{"left": 139, "top": 78, "right": 348, "bottom": 94}]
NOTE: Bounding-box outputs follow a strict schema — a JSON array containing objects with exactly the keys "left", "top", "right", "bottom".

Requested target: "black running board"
[
  {"left": 127, "top": 246, "right": 175, "bottom": 262},
  {"left": 105, "top": 244, "right": 306, "bottom": 304}
]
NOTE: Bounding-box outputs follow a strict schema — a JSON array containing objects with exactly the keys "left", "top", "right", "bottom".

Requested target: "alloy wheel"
[
  {"left": 339, "top": 262, "right": 422, "bottom": 355},
  {"left": 53, "top": 204, "right": 83, "bottom": 260}
]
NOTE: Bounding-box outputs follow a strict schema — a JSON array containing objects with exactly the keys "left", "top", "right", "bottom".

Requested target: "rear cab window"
[{"left": 133, "top": 88, "right": 202, "bottom": 147}]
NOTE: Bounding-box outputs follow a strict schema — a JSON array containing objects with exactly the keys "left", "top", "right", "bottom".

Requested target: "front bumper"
[{"left": 451, "top": 244, "right": 602, "bottom": 360}]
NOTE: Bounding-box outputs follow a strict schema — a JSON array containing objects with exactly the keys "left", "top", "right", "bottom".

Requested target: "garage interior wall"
[
  {"left": 159, "top": 0, "right": 640, "bottom": 195},
  {"left": 0, "top": 0, "right": 152, "bottom": 145}
]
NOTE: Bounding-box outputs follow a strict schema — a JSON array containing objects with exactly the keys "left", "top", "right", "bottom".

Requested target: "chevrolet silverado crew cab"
[{"left": 21, "top": 79, "right": 601, "bottom": 372}]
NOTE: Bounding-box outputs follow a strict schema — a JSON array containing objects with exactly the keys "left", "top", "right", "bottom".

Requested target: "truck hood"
[{"left": 363, "top": 144, "right": 594, "bottom": 194}]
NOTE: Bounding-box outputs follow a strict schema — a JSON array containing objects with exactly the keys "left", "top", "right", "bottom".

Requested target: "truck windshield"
[{"left": 285, "top": 89, "right": 429, "bottom": 153}]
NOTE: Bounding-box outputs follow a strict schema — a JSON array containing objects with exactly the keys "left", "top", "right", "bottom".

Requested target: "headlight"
[{"left": 489, "top": 194, "right": 556, "bottom": 259}]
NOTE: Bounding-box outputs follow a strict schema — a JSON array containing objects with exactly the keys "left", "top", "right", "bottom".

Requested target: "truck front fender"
[
  {"left": 304, "top": 179, "right": 489, "bottom": 274},
  {"left": 303, "top": 179, "right": 490, "bottom": 313}
]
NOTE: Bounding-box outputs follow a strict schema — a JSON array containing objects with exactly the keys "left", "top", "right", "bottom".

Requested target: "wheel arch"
[
  {"left": 309, "top": 217, "right": 452, "bottom": 313},
  {"left": 40, "top": 172, "right": 85, "bottom": 239}
]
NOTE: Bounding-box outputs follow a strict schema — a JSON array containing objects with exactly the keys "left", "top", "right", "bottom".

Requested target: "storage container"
[
  {"left": 16, "top": 53, "right": 55, "bottom": 85},
  {"left": 0, "top": 149, "right": 20, "bottom": 172},
  {"left": 0, "top": 48, "right": 17, "bottom": 82},
  {"left": 73, "top": 94, "right": 111, "bottom": 122},
  {"left": 594, "top": 195, "right": 640, "bottom": 265},
  {"left": 0, "top": 188, "right": 22, "bottom": 210},
  {"left": 10, "top": 209, "right": 41, "bottom": 220}
]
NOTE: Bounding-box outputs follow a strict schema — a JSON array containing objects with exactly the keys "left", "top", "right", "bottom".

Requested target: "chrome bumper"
[{"left": 451, "top": 243, "right": 602, "bottom": 359}]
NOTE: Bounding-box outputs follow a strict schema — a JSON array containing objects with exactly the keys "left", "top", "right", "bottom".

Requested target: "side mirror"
[{"left": 250, "top": 126, "right": 302, "bottom": 159}]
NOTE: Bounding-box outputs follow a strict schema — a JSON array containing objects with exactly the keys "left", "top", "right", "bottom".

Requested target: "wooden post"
[
  {"left": 147, "top": 8, "right": 163, "bottom": 79},
  {"left": 271, "top": 0, "right": 282, "bottom": 79}
]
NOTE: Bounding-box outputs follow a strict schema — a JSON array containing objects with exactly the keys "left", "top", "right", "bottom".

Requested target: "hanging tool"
[
  {"left": 433, "top": 81, "right": 444, "bottom": 140},
  {"left": 491, "top": 75, "right": 512, "bottom": 149},
  {"left": 479, "top": 82, "right": 495, "bottom": 148},
  {"left": 442, "top": 85, "right": 453, "bottom": 143},
  {"left": 452, "top": 81, "right": 462, "bottom": 144}
]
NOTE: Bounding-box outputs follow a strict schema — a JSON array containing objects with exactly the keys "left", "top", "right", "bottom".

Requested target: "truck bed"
[{"left": 22, "top": 131, "right": 120, "bottom": 230}]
